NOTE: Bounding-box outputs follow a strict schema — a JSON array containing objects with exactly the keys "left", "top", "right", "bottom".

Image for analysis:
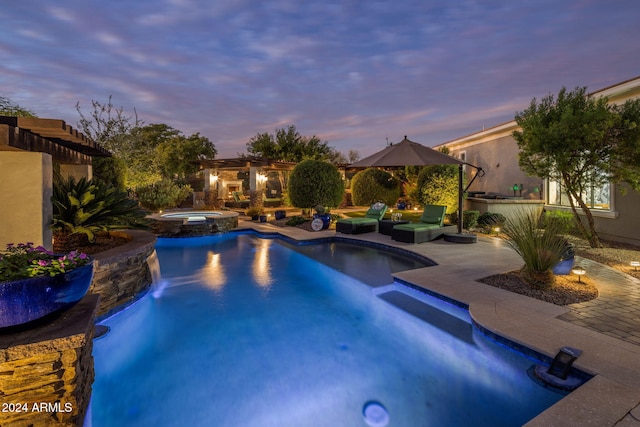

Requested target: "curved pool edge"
[{"left": 98, "top": 225, "right": 633, "bottom": 426}]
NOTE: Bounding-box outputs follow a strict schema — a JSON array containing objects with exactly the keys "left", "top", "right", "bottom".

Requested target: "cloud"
[{"left": 0, "top": 0, "right": 639, "bottom": 159}]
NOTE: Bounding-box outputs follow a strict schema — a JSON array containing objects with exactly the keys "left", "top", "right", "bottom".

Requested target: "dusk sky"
[{"left": 2, "top": 1, "right": 639, "bottom": 158}]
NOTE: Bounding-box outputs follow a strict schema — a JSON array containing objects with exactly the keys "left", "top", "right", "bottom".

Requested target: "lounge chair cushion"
[
  {"left": 422, "top": 216, "right": 441, "bottom": 224},
  {"left": 336, "top": 203, "right": 387, "bottom": 234},
  {"left": 391, "top": 205, "right": 448, "bottom": 243}
]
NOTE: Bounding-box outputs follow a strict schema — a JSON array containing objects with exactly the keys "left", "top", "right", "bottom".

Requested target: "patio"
[{"left": 239, "top": 217, "right": 640, "bottom": 426}]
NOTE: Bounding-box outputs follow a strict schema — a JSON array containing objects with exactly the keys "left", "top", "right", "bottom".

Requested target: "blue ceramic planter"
[
  {"left": 553, "top": 257, "right": 575, "bottom": 275},
  {"left": 0, "top": 261, "right": 94, "bottom": 329},
  {"left": 313, "top": 213, "right": 331, "bottom": 229}
]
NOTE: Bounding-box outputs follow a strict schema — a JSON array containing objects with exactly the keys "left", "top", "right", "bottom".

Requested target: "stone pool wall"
[
  {"left": 0, "top": 295, "right": 99, "bottom": 427},
  {"left": 90, "top": 230, "right": 157, "bottom": 317},
  {"left": 0, "top": 230, "right": 157, "bottom": 427},
  {"left": 150, "top": 213, "right": 239, "bottom": 237}
]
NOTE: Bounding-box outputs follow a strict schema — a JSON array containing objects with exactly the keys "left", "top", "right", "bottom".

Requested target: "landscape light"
[
  {"left": 572, "top": 266, "right": 586, "bottom": 283},
  {"left": 630, "top": 261, "right": 639, "bottom": 271}
]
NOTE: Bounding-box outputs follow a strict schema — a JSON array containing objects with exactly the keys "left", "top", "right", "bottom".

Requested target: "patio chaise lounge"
[
  {"left": 391, "top": 204, "right": 455, "bottom": 243},
  {"left": 336, "top": 203, "right": 387, "bottom": 234},
  {"left": 224, "top": 191, "right": 250, "bottom": 209}
]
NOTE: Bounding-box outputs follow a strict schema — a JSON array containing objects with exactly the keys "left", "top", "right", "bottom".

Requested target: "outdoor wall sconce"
[
  {"left": 631, "top": 261, "right": 639, "bottom": 271},
  {"left": 257, "top": 173, "right": 268, "bottom": 183},
  {"left": 572, "top": 266, "right": 586, "bottom": 282}
]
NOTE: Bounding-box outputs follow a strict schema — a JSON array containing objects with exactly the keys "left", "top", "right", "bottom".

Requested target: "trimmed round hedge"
[
  {"left": 415, "top": 164, "right": 458, "bottom": 214},
  {"left": 351, "top": 168, "right": 402, "bottom": 206},
  {"left": 288, "top": 159, "right": 344, "bottom": 209}
]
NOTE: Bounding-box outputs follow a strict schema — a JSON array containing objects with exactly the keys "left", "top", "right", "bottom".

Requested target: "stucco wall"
[
  {"left": 449, "top": 134, "right": 640, "bottom": 246},
  {"left": 0, "top": 151, "right": 53, "bottom": 250},
  {"left": 452, "top": 136, "right": 544, "bottom": 200}
]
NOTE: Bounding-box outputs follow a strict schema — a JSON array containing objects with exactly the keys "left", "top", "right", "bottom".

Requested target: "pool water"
[{"left": 90, "top": 234, "right": 563, "bottom": 427}]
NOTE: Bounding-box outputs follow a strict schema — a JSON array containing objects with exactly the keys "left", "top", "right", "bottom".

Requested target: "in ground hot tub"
[
  {"left": 161, "top": 211, "right": 224, "bottom": 222},
  {"left": 151, "top": 211, "right": 239, "bottom": 236}
]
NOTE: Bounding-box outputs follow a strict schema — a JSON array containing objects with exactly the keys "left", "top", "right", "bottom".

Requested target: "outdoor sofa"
[
  {"left": 336, "top": 203, "right": 387, "bottom": 234},
  {"left": 391, "top": 204, "right": 455, "bottom": 243}
]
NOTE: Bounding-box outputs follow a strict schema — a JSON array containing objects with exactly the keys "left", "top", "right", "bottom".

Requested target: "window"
[{"left": 547, "top": 178, "right": 611, "bottom": 210}]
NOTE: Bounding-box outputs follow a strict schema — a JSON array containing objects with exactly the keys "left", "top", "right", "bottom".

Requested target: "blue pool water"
[{"left": 90, "top": 233, "right": 564, "bottom": 427}]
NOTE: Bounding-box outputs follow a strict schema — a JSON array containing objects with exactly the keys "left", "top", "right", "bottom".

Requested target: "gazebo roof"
[{"left": 199, "top": 156, "right": 297, "bottom": 171}]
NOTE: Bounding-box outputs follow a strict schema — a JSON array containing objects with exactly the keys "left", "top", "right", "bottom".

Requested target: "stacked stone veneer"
[
  {"left": 0, "top": 295, "right": 99, "bottom": 427},
  {"left": 150, "top": 215, "right": 238, "bottom": 238},
  {"left": 0, "top": 230, "right": 157, "bottom": 427},
  {"left": 90, "top": 230, "right": 156, "bottom": 317}
]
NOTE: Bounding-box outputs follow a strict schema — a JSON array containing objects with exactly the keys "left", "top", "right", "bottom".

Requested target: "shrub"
[
  {"left": 286, "top": 216, "right": 308, "bottom": 226},
  {"left": 92, "top": 157, "right": 128, "bottom": 192},
  {"left": 51, "top": 176, "right": 147, "bottom": 251},
  {"left": 415, "top": 164, "right": 459, "bottom": 214},
  {"left": 543, "top": 210, "right": 576, "bottom": 235},
  {"left": 351, "top": 168, "right": 402, "bottom": 206},
  {"left": 478, "top": 212, "right": 507, "bottom": 227},
  {"left": 502, "top": 210, "right": 568, "bottom": 289},
  {"left": 288, "top": 160, "right": 344, "bottom": 210},
  {"left": 136, "top": 179, "right": 192, "bottom": 211},
  {"left": 449, "top": 210, "right": 480, "bottom": 228},
  {"left": 246, "top": 207, "right": 264, "bottom": 218}
]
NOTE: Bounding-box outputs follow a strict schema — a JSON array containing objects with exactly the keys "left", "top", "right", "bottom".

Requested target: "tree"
[
  {"left": 0, "top": 96, "right": 37, "bottom": 117},
  {"left": 288, "top": 160, "right": 344, "bottom": 210},
  {"left": 76, "top": 96, "right": 142, "bottom": 157},
  {"left": 156, "top": 132, "right": 217, "bottom": 180},
  {"left": 76, "top": 99, "right": 217, "bottom": 189},
  {"left": 513, "top": 86, "right": 640, "bottom": 248},
  {"left": 245, "top": 125, "right": 332, "bottom": 162},
  {"left": 351, "top": 168, "right": 402, "bottom": 206}
]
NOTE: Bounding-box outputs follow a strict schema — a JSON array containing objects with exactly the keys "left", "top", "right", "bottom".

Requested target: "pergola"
[
  {"left": 0, "top": 116, "right": 109, "bottom": 250},
  {"left": 198, "top": 157, "right": 296, "bottom": 207}
]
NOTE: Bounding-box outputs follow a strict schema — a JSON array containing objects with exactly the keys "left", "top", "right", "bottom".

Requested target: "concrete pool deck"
[{"left": 238, "top": 219, "right": 640, "bottom": 426}]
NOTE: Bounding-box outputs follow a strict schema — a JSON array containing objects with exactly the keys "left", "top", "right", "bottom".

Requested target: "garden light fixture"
[{"left": 572, "top": 266, "right": 586, "bottom": 283}]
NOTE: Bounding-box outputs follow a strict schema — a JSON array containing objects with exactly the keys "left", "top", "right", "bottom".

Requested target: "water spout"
[{"left": 147, "top": 250, "right": 167, "bottom": 298}]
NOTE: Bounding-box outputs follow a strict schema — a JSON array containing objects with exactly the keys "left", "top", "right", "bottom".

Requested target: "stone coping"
[
  {"left": 0, "top": 294, "right": 99, "bottom": 363},
  {"left": 92, "top": 229, "right": 156, "bottom": 262}
]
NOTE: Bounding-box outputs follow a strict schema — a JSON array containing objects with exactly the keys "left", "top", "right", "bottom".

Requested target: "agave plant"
[
  {"left": 52, "top": 176, "right": 147, "bottom": 251},
  {"left": 502, "top": 210, "right": 568, "bottom": 289}
]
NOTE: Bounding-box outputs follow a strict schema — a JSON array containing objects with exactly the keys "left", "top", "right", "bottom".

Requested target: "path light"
[
  {"left": 572, "top": 266, "right": 586, "bottom": 283},
  {"left": 630, "top": 261, "right": 639, "bottom": 271},
  {"left": 492, "top": 226, "right": 501, "bottom": 234}
]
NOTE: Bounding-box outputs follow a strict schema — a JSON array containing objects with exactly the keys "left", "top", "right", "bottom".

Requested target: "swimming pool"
[{"left": 90, "top": 233, "right": 565, "bottom": 426}]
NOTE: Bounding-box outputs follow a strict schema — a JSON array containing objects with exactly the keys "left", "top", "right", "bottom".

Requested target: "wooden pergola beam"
[{"left": 0, "top": 116, "right": 110, "bottom": 162}]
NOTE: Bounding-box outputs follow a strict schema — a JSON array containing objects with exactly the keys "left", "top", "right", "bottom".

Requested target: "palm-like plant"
[
  {"left": 52, "top": 176, "right": 147, "bottom": 251},
  {"left": 502, "top": 210, "right": 567, "bottom": 289}
]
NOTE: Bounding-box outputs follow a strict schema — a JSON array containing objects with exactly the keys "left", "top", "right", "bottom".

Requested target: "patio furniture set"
[{"left": 335, "top": 204, "right": 456, "bottom": 243}]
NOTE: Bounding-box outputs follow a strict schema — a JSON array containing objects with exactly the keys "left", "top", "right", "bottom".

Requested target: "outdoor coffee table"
[{"left": 378, "top": 219, "right": 410, "bottom": 236}]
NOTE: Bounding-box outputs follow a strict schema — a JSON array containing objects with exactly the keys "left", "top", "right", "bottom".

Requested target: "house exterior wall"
[
  {"left": 457, "top": 134, "right": 544, "bottom": 200},
  {"left": 438, "top": 76, "right": 640, "bottom": 246}
]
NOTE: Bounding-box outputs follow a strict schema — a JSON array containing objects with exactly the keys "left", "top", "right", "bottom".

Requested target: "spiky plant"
[
  {"left": 52, "top": 176, "right": 147, "bottom": 251},
  {"left": 502, "top": 210, "right": 567, "bottom": 289}
]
